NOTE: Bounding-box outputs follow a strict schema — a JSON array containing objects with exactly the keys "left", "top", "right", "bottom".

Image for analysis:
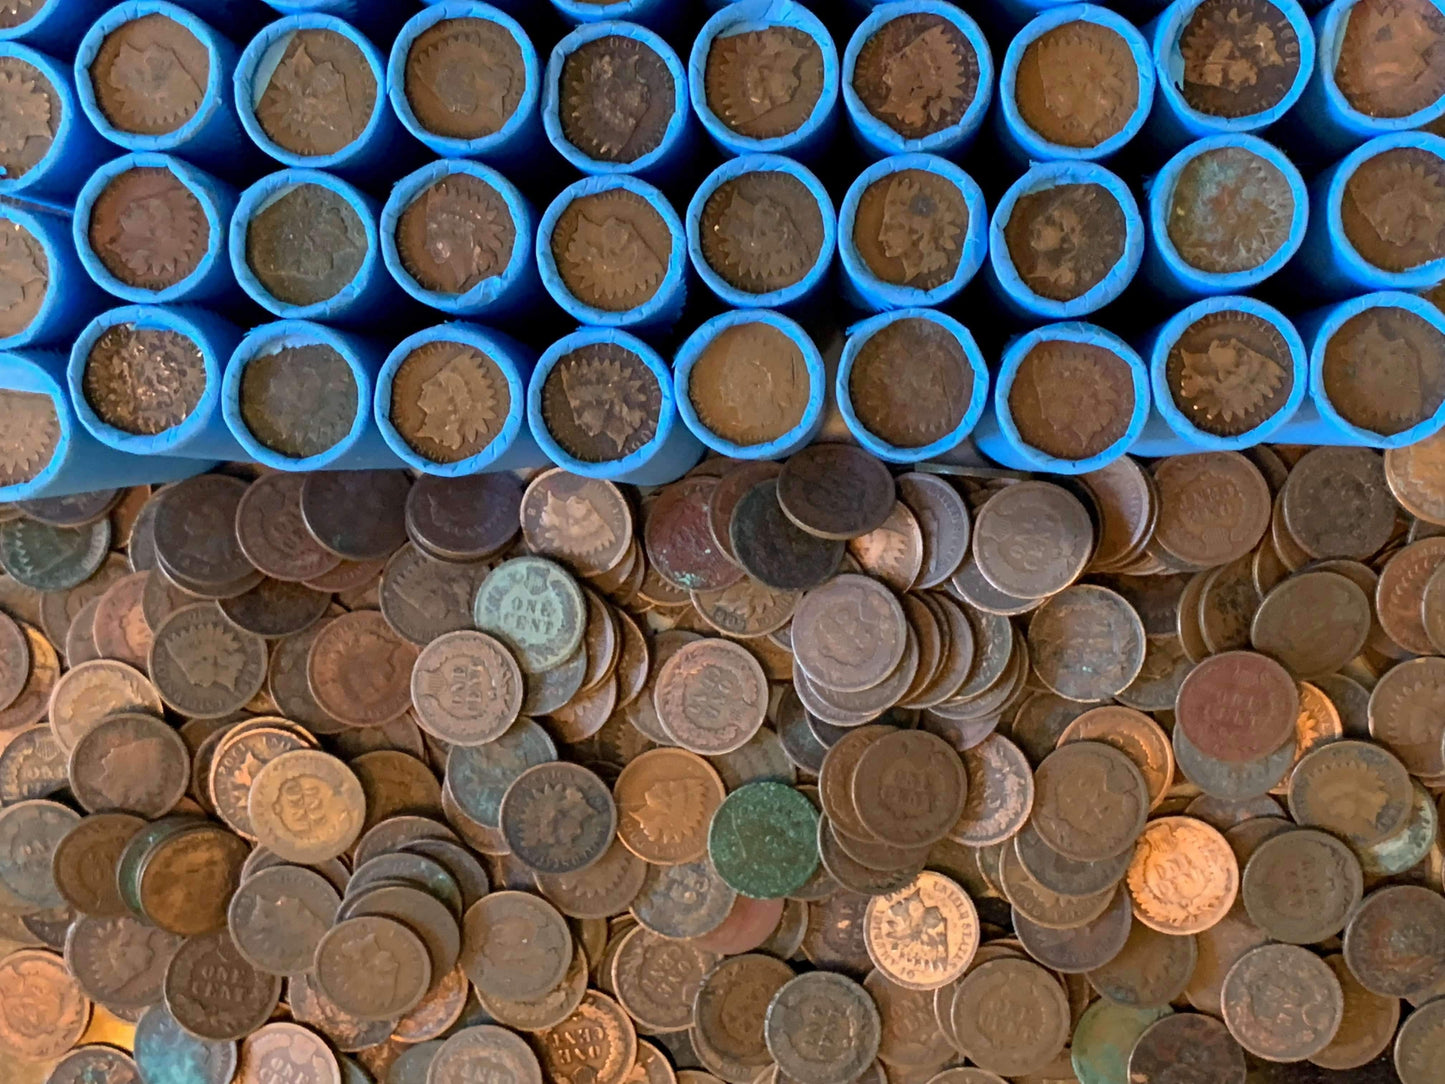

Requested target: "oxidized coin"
[
  {"left": 776, "top": 445, "right": 896, "bottom": 541},
  {"left": 847, "top": 317, "right": 975, "bottom": 451},
  {"left": 0, "top": 949, "right": 90, "bottom": 1061},
  {"left": 1015, "top": 20, "right": 1140, "bottom": 147},
  {"left": 1125, "top": 816, "right": 1239, "bottom": 935},
  {"left": 1026, "top": 585, "right": 1145, "bottom": 701},
  {"left": 1084, "top": 920, "right": 1197, "bottom": 1009},
  {"left": 653, "top": 638, "right": 768, "bottom": 754},
  {"left": 1394, "top": 992, "right": 1445, "bottom": 1084},
  {"left": 1179, "top": 0, "right": 1301, "bottom": 117},
  {"left": 1240, "top": 827, "right": 1361, "bottom": 945},
  {"left": 1007, "top": 338, "right": 1136, "bottom": 461},
  {"left": 1249, "top": 570, "right": 1371, "bottom": 679},
  {"left": 614, "top": 748, "right": 724, "bottom": 866},
  {"left": 471, "top": 944, "right": 585, "bottom": 1033},
  {"left": 692, "top": 953, "right": 792, "bottom": 1081},
  {"left": 864, "top": 871, "right": 978, "bottom": 990},
  {"left": 1003, "top": 182, "right": 1126, "bottom": 302},
  {"left": 1059, "top": 705, "right": 1173, "bottom": 809},
  {"left": 299, "top": 471, "right": 410, "bottom": 562},
  {"left": 1164, "top": 308, "right": 1296, "bottom": 436},
  {"left": 704, "top": 24, "right": 824, "bottom": 139},
  {"left": 1343, "top": 885, "right": 1445, "bottom": 998},
  {"left": 245, "top": 183, "right": 367, "bottom": 307},
  {"left": 686, "top": 321, "right": 812, "bottom": 449},
  {"left": 461, "top": 891, "right": 571, "bottom": 1003},
  {"left": 247, "top": 749, "right": 364, "bottom": 864},
  {"left": 68, "top": 711, "right": 189, "bottom": 818},
  {"left": 533, "top": 839, "right": 646, "bottom": 921},
  {"left": 1368, "top": 655, "right": 1445, "bottom": 776},
  {"left": 1220, "top": 943, "right": 1343, "bottom": 1062},
  {"left": 1322, "top": 304, "right": 1445, "bottom": 436},
  {"left": 520, "top": 470, "right": 632, "bottom": 577},
  {"left": 1069, "top": 1002, "right": 1170, "bottom": 1084},
  {"left": 1287, "top": 739, "right": 1413, "bottom": 846},
  {"left": 0, "top": 517, "right": 111, "bottom": 593},
  {"left": 610, "top": 926, "right": 718, "bottom": 1034},
  {"left": 0, "top": 798, "right": 78, "bottom": 911},
  {"left": 1175, "top": 650, "right": 1298, "bottom": 763},
  {"left": 81, "top": 325, "right": 206, "bottom": 437},
  {"left": 163, "top": 930, "right": 282, "bottom": 1042},
  {"left": 473, "top": 557, "right": 585, "bottom": 673},
  {"left": 950, "top": 734, "right": 1034, "bottom": 846},
  {"left": 53, "top": 812, "right": 144, "bottom": 917},
  {"left": 559, "top": 34, "right": 675, "bottom": 164},
  {"left": 314, "top": 917, "right": 430, "bottom": 1022},
  {"left": 1030, "top": 742, "right": 1148, "bottom": 861},
  {"left": 227, "top": 864, "right": 339, "bottom": 976},
  {"left": 765, "top": 971, "right": 879, "bottom": 1084},
  {"left": 708, "top": 781, "right": 819, "bottom": 899},
  {"left": 306, "top": 610, "right": 419, "bottom": 727},
  {"left": 1127, "top": 1012, "right": 1245, "bottom": 1084},
  {"left": 537, "top": 990, "right": 636, "bottom": 1084},
  {"left": 1000, "top": 843, "right": 1117, "bottom": 930},
  {"left": 47, "top": 657, "right": 163, "bottom": 752},
  {"left": 375, "top": 545, "right": 487, "bottom": 646},
  {"left": 538, "top": 340, "right": 660, "bottom": 463},
  {"left": 498, "top": 762, "right": 616, "bottom": 875},
  {"left": 851, "top": 729, "right": 967, "bottom": 847},
  {"left": 950, "top": 957, "right": 1070, "bottom": 1078},
  {"left": 728, "top": 480, "right": 844, "bottom": 591},
  {"left": 644, "top": 478, "right": 742, "bottom": 593},
  {"left": 428, "top": 1026, "right": 542, "bottom": 1084},
  {"left": 696, "top": 169, "right": 827, "bottom": 297},
  {"left": 629, "top": 858, "right": 737, "bottom": 941},
  {"left": 148, "top": 602, "right": 267, "bottom": 718},
  {"left": 972, "top": 482, "right": 1092, "bottom": 599},
  {"left": 139, "top": 824, "right": 249, "bottom": 936},
  {"left": 549, "top": 186, "right": 673, "bottom": 315},
  {"left": 406, "top": 473, "right": 521, "bottom": 562},
  {"left": 47, "top": 1045, "right": 140, "bottom": 1084},
  {"left": 1281, "top": 446, "right": 1396, "bottom": 559},
  {"left": 237, "top": 344, "right": 358, "bottom": 461},
  {"left": 410, "top": 631, "right": 522, "bottom": 746},
  {"left": 444, "top": 718, "right": 556, "bottom": 829},
  {"left": 235, "top": 1021, "right": 337, "bottom": 1084},
  {"left": 151, "top": 475, "right": 256, "bottom": 595},
  {"left": 64, "top": 912, "right": 180, "bottom": 1015},
  {"left": 1152, "top": 452, "right": 1271, "bottom": 568},
  {"left": 792, "top": 575, "right": 906, "bottom": 694},
  {"left": 1013, "top": 884, "right": 1133, "bottom": 974},
  {"left": 386, "top": 347, "right": 510, "bottom": 466},
  {"left": 234, "top": 473, "right": 340, "bottom": 583}
]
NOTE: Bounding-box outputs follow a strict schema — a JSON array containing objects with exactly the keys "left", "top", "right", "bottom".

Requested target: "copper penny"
[
  {"left": 536, "top": 989, "right": 636, "bottom": 1084},
  {"left": 405, "top": 473, "right": 521, "bottom": 563},
  {"left": 521, "top": 470, "right": 632, "bottom": 578},
  {"left": 1394, "top": 989, "right": 1445, "bottom": 1083},
  {"left": 687, "top": 321, "right": 812, "bottom": 449},
  {"left": 306, "top": 610, "right": 418, "bottom": 727},
  {"left": 728, "top": 479, "right": 844, "bottom": 591},
  {"left": 1167, "top": 145, "right": 1297, "bottom": 276},
  {"left": 472, "top": 557, "right": 586, "bottom": 675},
  {"left": 1221, "top": 942, "right": 1343, "bottom": 1061},
  {"left": 52, "top": 812, "right": 143, "bottom": 917},
  {"left": 1031, "top": 742, "right": 1149, "bottom": 861},
  {"left": 774, "top": 444, "right": 897, "bottom": 541},
  {"left": 47, "top": 657, "right": 163, "bottom": 751},
  {"left": 1006, "top": 337, "right": 1136, "bottom": 461},
  {"left": 1085, "top": 919, "right": 1197, "bottom": 1010},
  {"left": 851, "top": 729, "right": 967, "bottom": 847},
  {"left": 164, "top": 929, "right": 282, "bottom": 1042},
  {"left": 1321, "top": 304, "right": 1445, "bottom": 436},
  {"left": 1128, "top": 1013, "right": 1245, "bottom": 1084},
  {"left": 550, "top": 186, "right": 673, "bottom": 315},
  {"left": 460, "top": 890, "right": 571, "bottom": 1003},
  {"left": 1369, "top": 655, "right": 1445, "bottom": 776},
  {"left": 314, "top": 916, "right": 430, "bottom": 1023},
  {"left": 226, "top": 864, "right": 339, "bottom": 977},
  {"left": 792, "top": 575, "right": 906, "bottom": 694},
  {"left": 614, "top": 747, "right": 724, "bottom": 865},
  {"left": 1175, "top": 650, "right": 1298, "bottom": 763},
  {"left": 393, "top": 178, "right": 516, "bottom": 298},
  {"left": 253, "top": 28, "right": 375, "bottom": 157},
  {"left": 1281, "top": 446, "right": 1396, "bottom": 560},
  {"left": 0, "top": 948, "right": 90, "bottom": 1061},
  {"left": 1240, "top": 827, "right": 1361, "bottom": 945},
  {"left": 559, "top": 33, "right": 675, "bottom": 164},
  {"left": 1344, "top": 884, "right": 1445, "bottom": 998},
  {"left": 409, "top": 630, "right": 521, "bottom": 747},
  {"left": 863, "top": 872, "right": 978, "bottom": 990},
  {"left": 1003, "top": 181, "right": 1126, "bottom": 302},
  {"left": 375, "top": 544, "right": 487, "bottom": 646},
  {"left": 653, "top": 638, "right": 767, "bottom": 754},
  {"left": 1249, "top": 570, "right": 1371, "bottom": 678},
  {"left": 1016, "top": 20, "right": 1140, "bottom": 147},
  {"left": 1288, "top": 739, "right": 1413, "bottom": 847},
  {"left": 1151, "top": 453, "right": 1271, "bottom": 569},
  {"left": 949, "top": 957, "right": 1069, "bottom": 1077},
  {"left": 1026, "top": 585, "right": 1145, "bottom": 702},
  {"left": 629, "top": 857, "right": 736, "bottom": 941},
  {"left": 1125, "top": 816, "right": 1238, "bottom": 935},
  {"left": 950, "top": 734, "right": 1034, "bottom": 847},
  {"left": 644, "top": 477, "right": 743, "bottom": 592},
  {"left": 1387, "top": 428, "right": 1445, "bottom": 524},
  {"left": 138, "top": 823, "right": 248, "bottom": 936},
  {"left": 497, "top": 761, "right": 616, "bottom": 874},
  {"left": 704, "top": 24, "right": 824, "bottom": 140},
  {"left": 68, "top": 711, "right": 188, "bottom": 818},
  {"left": 299, "top": 471, "right": 410, "bottom": 563},
  {"left": 247, "top": 749, "right": 364, "bottom": 864},
  {"left": 692, "top": 953, "right": 793, "bottom": 1081},
  {"left": 148, "top": 602, "right": 267, "bottom": 719},
  {"left": 152, "top": 476, "right": 258, "bottom": 597},
  {"left": 1059, "top": 705, "right": 1173, "bottom": 809},
  {"left": 538, "top": 341, "right": 660, "bottom": 464}
]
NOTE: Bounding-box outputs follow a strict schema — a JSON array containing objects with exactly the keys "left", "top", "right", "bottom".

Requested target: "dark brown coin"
[
  {"left": 227, "top": 864, "right": 339, "bottom": 976},
  {"left": 336, "top": 881, "right": 460, "bottom": 982},
  {"left": 149, "top": 602, "right": 267, "bottom": 717},
  {"left": 851, "top": 729, "right": 966, "bottom": 847},
  {"left": 376, "top": 544, "right": 487, "bottom": 646},
  {"left": 703, "top": 25, "right": 824, "bottom": 140},
  {"left": 64, "top": 912, "right": 180, "bottom": 1015},
  {"left": 47, "top": 1045, "right": 141, "bottom": 1084},
  {"left": 53, "top": 812, "right": 144, "bottom": 917},
  {"left": 83, "top": 324, "right": 207, "bottom": 438},
  {"left": 389, "top": 339, "right": 511, "bottom": 466},
  {"left": 217, "top": 577, "right": 330, "bottom": 640},
  {"left": 1179, "top": 0, "right": 1302, "bottom": 117},
  {"left": 1004, "top": 183, "right": 1126, "bottom": 302},
  {"left": 950, "top": 960, "right": 1069, "bottom": 1077},
  {"left": 1085, "top": 919, "right": 1197, "bottom": 1009},
  {"left": 697, "top": 170, "right": 826, "bottom": 295},
  {"left": 1221, "top": 942, "right": 1343, "bottom": 1061},
  {"left": 777, "top": 445, "right": 895, "bottom": 541},
  {"left": 306, "top": 609, "right": 418, "bottom": 727},
  {"left": 394, "top": 176, "right": 515, "bottom": 300},
  {"left": 644, "top": 477, "right": 741, "bottom": 592},
  {"left": 1344, "top": 885, "right": 1445, "bottom": 998},
  {"left": 461, "top": 890, "right": 572, "bottom": 1002},
  {"left": 402, "top": 15, "right": 525, "bottom": 140},
  {"left": 405, "top": 473, "right": 521, "bottom": 562},
  {"left": 298, "top": 470, "right": 410, "bottom": 562},
  {"left": 1006, "top": 338, "right": 1136, "bottom": 461},
  {"left": 728, "top": 479, "right": 843, "bottom": 591},
  {"left": 686, "top": 321, "right": 812, "bottom": 450},
  {"left": 1287, "top": 739, "right": 1413, "bottom": 846},
  {"left": 0, "top": 56, "right": 58, "bottom": 185},
  {"left": 559, "top": 35, "right": 675, "bottom": 163},
  {"left": 287, "top": 971, "right": 396, "bottom": 1053},
  {"left": 692, "top": 954, "right": 793, "bottom": 1081},
  {"left": 1128, "top": 1012, "right": 1245, "bottom": 1084},
  {"left": 68, "top": 711, "right": 188, "bottom": 818},
  {"left": 1031, "top": 742, "right": 1148, "bottom": 862},
  {"left": 0, "top": 388, "right": 59, "bottom": 487},
  {"left": 138, "top": 823, "right": 249, "bottom": 937},
  {"left": 314, "top": 915, "right": 430, "bottom": 1022},
  {"left": 253, "top": 28, "right": 376, "bottom": 156},
  {"left": 1164, "top": 309, "right": 1295, "bottom": 437},
  {"left": 551, "top": 186, "right": 674, "bottom": 313},
  {"left": 1322, "top": 306, "right": 1445, "bottom": 436},
  {"left": 1175, "top": 650, "right": 1298, "bottom": 763},
  {"left": 848, "top": 317, "right": 974, "bottom": 450},
  {"left": 244, "top": 182, "right": 368, "bottom": 307},
  {"left": 852, "top": 13, "right": 979, "bottom": 140},
  {"left": 17, "top": 488, "right": 120, "bottom": 528},
  {"left": 0, "top": 610, "right": 26, "bottom": 712},
  {"left": 1282, "top": 446, "right": 1396, "bottom": 558},
  {"left": 1240, "top": 827, "right": 1362, "bottom": 944},
  {"left": 164, "top": 930, "right": 282, "bottom": 1041},
  {"left": 89, "top": 13, "right": 208, "bottom": 135},
  {"left": 539, "top": 340, "right": 661, "bottom": 463},
  {"left": 1015, "top": 20, "right": 1140, "bottom": 147},
  {"left": 237, "top": 343, "right": 358, "bottom": 461},
  {"left": 498, "top": 762, "right": 616, "bottom": 874},
  {"left": 1335, "top": 0, "right": 1445, "bottom": 119},
  {"left": 152, "top": 475, "right": 258, "bottom": 596},
  {"left": 1167, "top": 146, "right": 1296, "bottom": 275},
  {"left": 1013, "top": 884, "right": 1133, "bottom": 973},
  {"left": 1343, "top": 146, "right": 1445, "bottom": 272}
]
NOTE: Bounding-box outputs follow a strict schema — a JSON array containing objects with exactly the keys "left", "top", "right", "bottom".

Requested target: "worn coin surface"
[
  {"left": 765, "top": 971, "right": 879, "bottom": 1084},
  {"left": 1240, "top": 827, "right": 1362, "bottom": 944},
  {"left": 1221, "top": 942, "right": 1343, "bottom": 1061},
  {"left": 1125, "top": 816, "right": 1238, "bottom": 935},
  {"left": 1128, "top": 1012, "right": 1246, "bottom": 1084},
  {"left": 863, "top": 871, "right": 978, "bottom": 990},
  {"left": 1030, "top": 742, "right": 1149, "bottom": 862},
  {"left": 776, "top": 445, "right": 896, "bottom": 541}
]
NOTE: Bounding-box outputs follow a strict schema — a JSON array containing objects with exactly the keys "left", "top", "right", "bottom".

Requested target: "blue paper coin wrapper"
[{"left": 7, "top": 0, "right": 1445, "bottom": 496}]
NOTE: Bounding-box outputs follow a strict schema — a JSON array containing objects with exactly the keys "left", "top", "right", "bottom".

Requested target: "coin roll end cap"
[
  {"left": 0, "top": 41, "right": 111, "bottom": 202},
  {"left": 0, "top": 203, "right": 106, "bottom": 353}
]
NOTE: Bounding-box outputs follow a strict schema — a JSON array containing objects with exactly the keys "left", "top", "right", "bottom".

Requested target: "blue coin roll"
[
  {"left": 67, "top": 302, "right": 246, "bottom": 460},
  {"left": 231, "top": 167, "right": 401, "bottom": 324},
  {"left": 543, "top": 20, "right": 695, "bottom": 183},
  {"left": 975, "top": 320, "right": 1151, "bottom": 473},
  {"left": 380, "top": 158, "right": 541, "bottom": 321},
  {"left": 986, "top": 159, "right": 1144, "bottom": 321},
  {"left": 234, "top": 12, "right": 404, "bottom": 178},
  {"left": 375, "top": 322, "right": 547, "bottom": 475},
  {"left": 1296, "top": 131, "right": 1445, "bottom": 297},
  {"left": 549, "top": 0, "right": 681, "bottom": 35},
  {"left": 260, "top": 0, "right": 411, "bottom": 40},
  {"left": 74, "top": 2, "right": 247, "bottom": 169},
  {"left": 0, "top": 348, "right": 210, "bottom": 501},
  {"left": 996, "top": 4, "right": 1156, "bottom": 165},
  {"left": 673, "top": 309, "right": 827, "bottom": 460},
  {"left": 0, "top": 43, "right": 111, "bottom": 205},
  {"left": 1143, "top": 133, "right": 1308, "bottom": 299},
  {"left": 1293, "top": 0, "right": 1445, "bottom": 159},
  {"left": 841, "top": 1, "right": 994, "bottom": 160},
  {"left": 387, "top": 3, "right": 543, "bottom": 169},
  {"left": 835, "top": 308, "right": 990, "bottom": 463},
  {"left": 689, "top": 0, "right": 840, "bottom": 162},
  {"left": 686, "top": 153, "right": 837, "bottom": 310},
  {"left": 1278, "top": 290, "right": 1445, "bottom": 447},
  {"left": 528, "top": 327, "right": 703, "bottom": 485},
  {"left": 1145, "top": 0, "right": 1314, "bottom": 153},
  {"left": 536, "top": 175, "right": 688, "bottom": 332},
  {"left": 73, "top": 151, "right": 238, "bottom": 306},
  {"left": 837, "top": 153, "right": 988, "bottom": 313},
  {"left": 0, "top": 203, "right": 106, "bottom": 352},
  {"left": 0, "top": 0, "right": 112, "bottom": 56},
  {"left": 222, "top": 318, "right": 406, "bottom": 471},
  {"left": 1133, "top": 294, "right": 1307, "bottom": 455}
]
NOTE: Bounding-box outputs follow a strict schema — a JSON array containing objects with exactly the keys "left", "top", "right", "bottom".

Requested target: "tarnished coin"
[
  {"left": 1343, "top": 885, "right": 1445, "bottom": 998},
  {"left": 1128, "top": 1012, "right": 1245, "bottom": 1084},
  {"left": 314, "top": 916, "right": 430, "bottom": 1022},
  {"left": 629, "top": 858, "right": 736, "bottom": 941},
  {"left": 729, "top": 480, "right": 844, "bottom": 591},
  {"left": 1013, "top": 883, "right": 1134, "bottom": 974},
  {"left": 0, "top": 723, "right": 66, "bottom": 804},
  {"left": 1368, "top": 655, "right": 1445, "bottom": 776},
  {"left": 299, "top": 471, "right": 411, "bottom": 562},
  {"left": 1311, "top": 953, "right": 1399, "bottom": 1071},
  {"left": 48, "top": 658, "right": 164, "bottom": 751},
  {"left": 1026, "top": 586, "right": 1145, "bottom": 701},
  {"left": 210, "top": 726, "right": 311, "bottom": 840},
  {"left": 0, "top": 798, "right": 78, "bottom": 912},
  {"left": 765, "top": 972, "right": 881, "bottom": 1084},
  {"left": 614, "top": 748, "right": 724, "bottom": 866},
  {"left": 152, "top": 476, "right": 258, "bottom": 597},
  {"left": 1249, "top": 570, "right": 1372, "bottom": 679},
  {"left": 1085, "top": 919, "right": 1197, "bottom": 1010},
  {"left": 776, "top": 445, "right": 896, "bottom": 541},
  {"left": 472, "top": 942, "right": 585, "bottom": 1033},
  {"left": 473, "top": 557, "right": 586, "bottom": 674},
  {"left": 0, "top": 949, "right": 90, "bottom": 1061},
  {"left": 1282, "top": 446, "right": 1396, "bottom": 559},
  {"left": 461, "top": 891, "right": 572, "bottom": 1002},
  {"left": 406, "top": 473, "right": 520, "bottom": 563},
  {"left": 864, "top": 871, "right": 978, "bottom": 990},
  {"left": 139, "top": 823, "right": 249, "bottom": 936},
  {"left": 1287, "top": 739, "right": 1413, "bottom": 846},
  {"left": 445, "top": 718, "right": 556, "bottom": 829},
  {"left": 164, "top": 930, "right": 282, "bottom": 1042},
  {"left": 1221, "top": 943, "right": 1343, "bottom": 1061},
  {"left": 1240, "top": 827, "right": 1362, "bottom": 944},
  {"left": 792, "top": 575, "right": 906, "bottom": 694},
  {"left": 1058, "top": 705, "right": 1173, "bottom": 810},
  {"left": 410, "top": 630, "right": 522, "bottom": 746},
  {"left": 972, "top": 482, "right": 1093, "bottom": 599},
  {"left": 63, "top": 911, "right": 178, "bottom": 1015},
  {"left": 498, "top": 761, "right": 615, "bottom": 874},
  {"left": 148, "top": 603, "right": 267, "bottom": 718},
  {"left": 537, "top": 990, "right": 636, "bottom": 1084},
  {"left": 535, "top": 837, "right": 646, "bottom": 921},
  {"left": 1125, "top": 816, "right": 1238, "bottom": 935},
  {"left": 68, "top": 711, "right": 189, "bottom": 817},
  {"left": 611, "top": 926, "right": 718, "bottom": 1034},
  {"left": 851, "top": 729, "right": 967, "bottom": 847},
  {"left": 521, "top": 470, "right": 632, "bottom": 578},
  {"left": 429, "top": 1026, "right": 542, "bottom": 1084},
  {"left": 236, "top": 1021, "right": 339, "bottom": 1084},
  {"left": 247, "top": 749, "right": 364, "bottom": 864},
  {"left": 1070, "top": 1001, "right": 1170, "bottom": 1084},
  {"left": 306, "top": 610, "right": 418, "bottom": 727},
  {"left": 135, "top": 1003, "right": 239, "bottom": 1084},
  {"left": 653, "top": 638, "right": 767, "bottom": 754},
  {"left": 1151, "top": 453, "right": 1270, "bottom": 569},
  {"left": 950, "top": 957, "right": 1069, "bottom": 1078},
  {"left": 644, "top": 477, "right": 742, "bottom": 593},
  {"left": 1175, "top": 650, "right": 1298, "bottom": 763},
  {"left": 234, "top": 473, "right": 341, "bottom": 583},
  {"left": 0, "top": 517, "right": 111, "bottom": 593},
  {"left": 1395, "top": 992, "right": 1445, "bottom": 1084},
  {"left": 1000, "top": 843, "right": 1117, "bottom": 930},
  {"left": 1031, "top": 742, "right": 1148, "bottom": 862},
  {"left": 53, "top": 812, "right": 144, "bottom": 917},
  {"left": 949, "top": 734, "right": 1034, "bottom": 847},
  {"left": 227, "top": 864, "right": 339, "bottom": 976},
  {"left": 708, "top": 781, "right": 818, "bottom": 899},
  {"left": 375, "top": 544, "right": 488, "bottom": 646},
  {"left": 693, "top": 953, "right": 793, "bottom": 1081},
  {"left": 897, "top": 473, "right": 971, "bottom": 589}
]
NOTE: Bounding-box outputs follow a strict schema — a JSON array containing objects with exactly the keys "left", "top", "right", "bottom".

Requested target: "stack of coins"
[{"left": 1, "top": 444, "right": 1445, "bottom": 1084}]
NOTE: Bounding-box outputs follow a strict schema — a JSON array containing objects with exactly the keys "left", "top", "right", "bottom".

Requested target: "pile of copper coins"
[{"left": 1, "top": 443, "right": 1444, "bottom": 1084}]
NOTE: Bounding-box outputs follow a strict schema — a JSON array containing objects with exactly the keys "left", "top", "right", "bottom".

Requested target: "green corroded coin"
[
  {"left": 1071, "top": 1000, "right": 1172, "bottom": 1084},
  {"left": 708, "top": 781, "right": 819, "bottom": 899},
  {"left": 0, "top": 517, "right": 110, "bottom": 591},
  {"left": 472, "top": 556, "right": 585, "bottom": 673},
  {"left": 134, "top": 1004, "right": 238, "bottom": 1084}
]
